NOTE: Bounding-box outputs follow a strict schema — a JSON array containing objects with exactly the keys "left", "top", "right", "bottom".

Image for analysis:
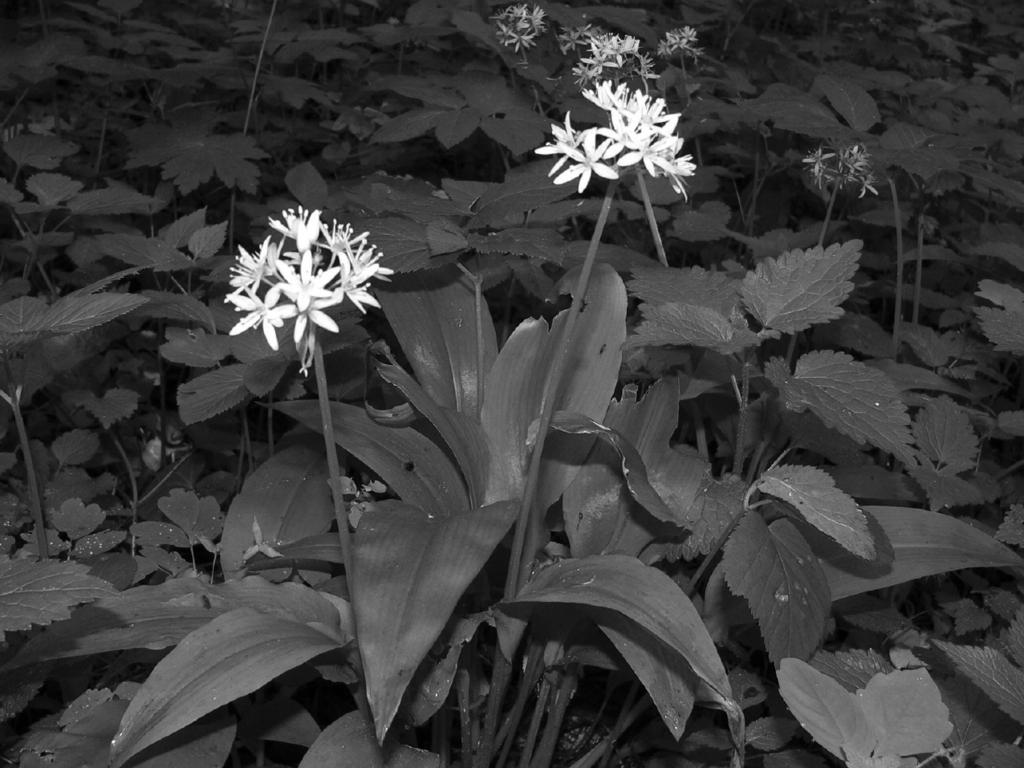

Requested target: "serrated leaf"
[
  {"left": 51, "top": 498, "right": 105, "bottom": 539},
  {"left": 187, "top": 221, "right": 227, "bottom": 260},
  {"left": 975, "top": 306, "right": 1024, "bottom": 354},
  {"left": 934, "top": 642, "right": 1024, "bottom": 726},
  {"left": 158, "top": 488, "right": 223, "bottom": 543},
  {"left": 470, "top": 162, "right": 575, "bottom": 229},
  {"left": 777, "top": 658, "right": 875, "bottom": 761},
  {"left": 912, "top": 396, "right": 978, "bottom": 473},
  {"left": 66, "top": 182, "right": 157, "bottom": 216},
  {"left": 66, "top": 388, "right": 139, "bottom": 428},
  {"left": 126, "top": 124, "right": 268, "bottom": 194},
  {"left": 757, "top": 465, "right": 873, "bottom": 559},
  {"left": 0, "top": 559, "right": 115, "bottom": 641},
  {"left": 627, "top": 302, "right": 761, "bottom": 354},
  {"left": 372, "top": 108, "right": 447, "bottom": 143},
  {"left": 44, "top": 292, "right": 149, "bottom": 336},
  {"left": 50, "top": 429, "right": 99, "bottom": 466},
  {"left": 3, "top": 133, "right": 78, "bottom": 169},
  {"left": 745, "top": 716, "right": 799, "bottom": 751},
  {"left": 627, "top": 265, "right": 740, "bottom": 316},
  {"left": 811, "top": 648, "right": 893, "bottom": 692},
  {"left": 350, "top": 217, "right": 432, "bottom": 272},
  {"left": 906, "top": 465, "right": 984, "bottom": 510},
  {"left": 109, "top": 608, "right": 342, "bottom": 767},
  {"left": 671, "top": 472, "right": 744, "bottom": 560},
  {"left": 766, "top": 351, "right": 916, "bottom": 464},
  {"left": 996, "top": 503, "right": 1024, "bottom": 547},
  {"left": 159, "top": 327, "right": 231, "bottom": 368},
  {"left": 177, "top": 365, "right": 249, "bottom": 425},
  {"left": 741, "top": 241, "right": 860, "bottom": 334},
  {"left": 669, "top": 201, "right": 732, "bottom": 242},
  {"left": 858, "top": 669, "right": 952, "bottom": 756},
  {"left": 723, "top": 514, "right": 831, "bottom": 662},
  {"left": 813, "top": 75, "right": 880, "bottom": 131},
  {"left": 468, "top": 227, "right": 564, "bottom": 260},
  {"left": 434, "top": 107, "right": 481, "bottom": 148},
  {"left": 25, "top": 172, "right": 83, "bottom": 207},
  {"left": 480, "top": 108, "right": 549, "bottom": 155}
]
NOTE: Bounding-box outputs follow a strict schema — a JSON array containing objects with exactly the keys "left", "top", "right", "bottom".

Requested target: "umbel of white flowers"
[
  {"left": 535, "top": 80, "right": 696, "bottom": 196},
  {"left": 225, "top": 207, "right": 393, "bottom": 374}
]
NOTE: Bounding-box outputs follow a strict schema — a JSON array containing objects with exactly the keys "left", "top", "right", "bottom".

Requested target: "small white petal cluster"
[
  {"left": 657, "top": 26, "right": 702, "bottom": 59},
  {"left": 570, "top": 31, "right": 656, "bottom": 87},
  {"left": 535, "top": 81, "right": 696, "bottom": 196},
  {"left": 225, "top": 207, "right": 393, "bottom": 374},
  {"left": 803, "top": 144, "right": 879, "bottom": 198},
  {"left": 491, "top": 3, "right": 547, "bottom": 53}
]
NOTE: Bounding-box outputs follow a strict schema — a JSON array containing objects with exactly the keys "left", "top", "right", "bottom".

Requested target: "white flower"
[
  {"left": 492, "top": 3, "right": 547, "bottom": 53},
  {"left": 658, "top": 26, "right": 702, "bottom": 59},
  {"left": 225, "top": 206, "right": 391, "bottom": 374},
  {"left": 537, "top": 81, "right": 695, "bottom": 197}
]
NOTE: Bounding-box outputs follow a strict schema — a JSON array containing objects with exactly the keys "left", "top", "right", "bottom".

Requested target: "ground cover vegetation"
[{"left": 1, "top": 0, "right": 1024, "bottom": 766}]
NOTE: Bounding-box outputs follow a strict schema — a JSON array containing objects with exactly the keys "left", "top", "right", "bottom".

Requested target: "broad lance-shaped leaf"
[
  {"left": 822, "top": 506, "right": 1024, "bottom": 601},
  {"left": 933, "top": 641, "right": 1024, "bottom": 726},
  {"left": 219, "top": 440, "right": 333, "bottom": 576},
  {"left": 376, "top": 264, "right": 497, "bottom": 416},
  {"left": 756, "top": 464, "right": 874, "bottom": 559},
  {"left": 740, "top": 240, "right": 860, "bottom": 334},
  {"left": 549, "top": 411, "right": 677, "bottom": 524},
  {"left": 299, "top": 711, "right": 439, "bottom": 768},
  {"left": 276, "top": 399, "right": 469, "bottom": 519},
  {"left": 0, "top": 560, "right": 115, "bottom": 642},
  {"left": 765, "top": 351, "right": 917, "bottom": 464},
  {"left": 503, "top": 555, "right": 737, "bottom": 728},
  {"left": 109, "top": 608, "right": 344, "bottom": 767},
  {"left": 722, "top": 514, "right": 831, "bottom": 663},
  {"left": 480, "top": 263, "right": 626, "bottom": 510},
  {"left": 4, "top": 577, "right": 351, "bottom": 670},
  {"left": 352, "top": 500, "right": 517, "bottom": 743},
  {"left": 813, "top": 75, "right": 881, "bottom": 131}
]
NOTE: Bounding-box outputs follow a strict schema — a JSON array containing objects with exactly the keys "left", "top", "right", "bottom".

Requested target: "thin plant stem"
[
  {"left": 636, "top": 173, "right": 668, "bottom": 266},
  {"left": 505, "top": 179, "right": 620, "bottom": 599},
  {"left": 312, "top": 343, "right": 352, "bottom": 578},
  {"left": 517, "top": 675, "right": 550, "bottom": 768},
  {"left": 1, "top": 385, "right": 48, "bottom": 559},
  {"left": 229, "top": 0, "right": 278, "bottom": 252},
  {"left": 913, "top": 209, "right": 925, "bottom": 325},
  {"left": 888, "top": 175, "right": 905, "bottom": 355},
  {"left": 816, "top": 183, "right": 839, "bottom": 248}
]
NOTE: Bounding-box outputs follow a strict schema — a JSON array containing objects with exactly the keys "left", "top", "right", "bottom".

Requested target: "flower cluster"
[
  {"left": 657, "top": 26, "right": 702, "bottom": 60},
  {"left": 535, "top": 81, "right": 696, "bottom": 196},
  {"left": 803, "top": 144, "right": 879, "bottom": 198},
  {"left": 225, "top": 207, "right": 393, "bottom": 374},
  {"left": 571, "top": 31, "right": 656, "bottom": 87},
  {"left": 491, "top": 3, "right": 547, "bottom": 53}
]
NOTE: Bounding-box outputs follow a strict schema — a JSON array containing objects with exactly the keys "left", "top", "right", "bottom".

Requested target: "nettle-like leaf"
[
  {"left": 0, "top": 292, "right": 148, "bottom": 350},
  {"left": 0, "top": 559, "right": 115, "bottom": 642},
  {"left": 160, "top": 327, "right": 231, "bottom": 368},
  {"left": 996, "top": 503, "right": 1024, "bottom": 547},
  {"left": 756, "top": 465, "right": 874, "bottom": 559},
  {"left": 627, "top": 265, "right": 740, "bottom": 316},
  {"left": 65, "top": 387, "right": 139, "bottom": 429},
  {"left": 177, "top": 365, "right": 250, "bottom": 425},
  {"left": 2, "top": 133, "right": 78, "bottom": 170},
  {"left": 765, "top": 351, "right": 916, "bottom": 464},
  {"left": 912, "top": 396, "right": 978, "bottom": 473},
  {"left": 668, "top": 201, "right": 732, "bottom": 242},
  {"left": 813, "top": 75, "right": 881, "bottom": 131},
  {"left": 468, "top": 162, "right": 575, "bottom": 229},
  {"left": 126, "top": 124, "right": 268, "bottom": 194},
  {"left": 740, "top": 240, "right": 860, "bottom": 334},
  {"left": 778, "top": 660, "right": 951, "bottom": 762},
  {"left": 627, "top": 302, "right": 761, "bottom": 354},
  {"left": 975, "top": 279, "right": 1024, "bottom": 354},
  {"left": 934, "top": 641, "right": 1024, "bottom": 726},
  {"left": 722, "top": 513, "right": 831, "bottom": 662},
  {"left": 25, "top": 172, "right": 83, "bottom": 207},
  {"left": 50, "top": 429, "right": 99, "bottom": 467}
]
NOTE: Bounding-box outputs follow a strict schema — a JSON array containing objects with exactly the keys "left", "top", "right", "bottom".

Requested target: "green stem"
[
  {"left": 2, "top": 385, "right": 47, "bottom": 559},
  {"left": 636, "top": 173, "right": 667, "bottom": 266},
  {"left": 312, "top": 343, "right": 352, "bottom": 580},
  {"left": 504, "top": 179, "right": 620, "bottom": 599},
  {"left": 816, "top": 183, "right": 839, "bottom": 248},
  {"left": 888, "top": 175, "right": 905, "bottom": 356}
]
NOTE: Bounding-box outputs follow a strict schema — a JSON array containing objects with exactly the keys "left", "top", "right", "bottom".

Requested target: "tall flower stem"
[
  {"left": 1, "top": 384, "right": 47, "bottom": 559},
  {"left": 816, "top": 182, "right": 839, "bottom": 248},
  {"left": 636, "top": 174, "right": 668, "bottom": 266},
  {"left": 312, "top": 342, "right": 352, "bottom": 579},
  {"left": 504, "top": 178, "right": 620, "bottom": 601}
]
